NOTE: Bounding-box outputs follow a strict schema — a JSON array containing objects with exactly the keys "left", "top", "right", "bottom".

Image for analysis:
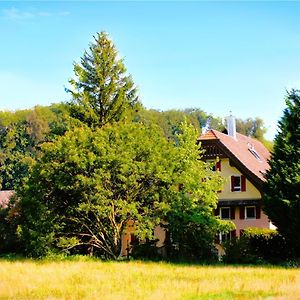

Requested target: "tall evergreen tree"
[
  {"left": 68, "top": 32, "right": 139, "bottom": 128},
  {"left": 263, "top": 89, "right": 300, "bottom": 256}
]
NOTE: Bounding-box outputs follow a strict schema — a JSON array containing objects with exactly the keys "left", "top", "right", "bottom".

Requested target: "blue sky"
[{"left": 1, "top": 1, "right": 300, "bottom": 140}]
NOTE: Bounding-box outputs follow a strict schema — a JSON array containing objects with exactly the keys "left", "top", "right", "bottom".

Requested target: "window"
[
  {"left": 231, "top": 175, "right": 246, "bottom": 192},
  {"left": 231, "top": 176, "right": 241, "bottom": 191},
  {"left": 220, "top": 207, "right": 230, "bottom": 219},
  {"left": 218, "top": 230, "right": 236, "bottom": 243},
  {"left": 245, "top": 206, "right": 256, "bottom": 219},
  {"left": 219, "top": 232, "right": 230, "bottom": 243},
  {"left": 240, "top": 206, "right": 261, "bottom": 219}
]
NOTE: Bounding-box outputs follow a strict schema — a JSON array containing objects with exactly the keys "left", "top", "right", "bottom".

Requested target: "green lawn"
[{"left": 0, "top": 258, "right": 299, "bottom": 299}]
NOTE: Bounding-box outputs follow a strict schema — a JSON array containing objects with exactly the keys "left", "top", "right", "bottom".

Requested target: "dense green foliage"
[
  {"left": 18, "top": 121, "right": 230, "bottom": 259},
  {"left": 263, "top": 90, "right": 300, "bottom": 257},
  {"left": 223, "top": 228, "right": 289, "bottom": 264},
  {"left": 236, "top": 117, "right": 273, "bottom": 151},
  {"left": 236, "top": 117, "right": 266, "bottom": 141},
  {"left": 0, "top": 104, "right": 69, "bottom": 190},
  {"left": 67, "top": 32, "right": 139, "bottom": 128},
  {"left": 0, "top": 195, "right": 21, "bottom": 254},
  {"left": 134, "top": 108, "right": 223, "bottom": 139}
]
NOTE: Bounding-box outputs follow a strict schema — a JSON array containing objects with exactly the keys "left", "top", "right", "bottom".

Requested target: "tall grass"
[{"left": 0, "top": 258, "right": 299, "bottom": 299}]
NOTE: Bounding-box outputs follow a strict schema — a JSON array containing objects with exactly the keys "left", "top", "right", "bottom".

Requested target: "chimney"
[{"left": 226, "top": 113, "right": 236, "bottom": 139}]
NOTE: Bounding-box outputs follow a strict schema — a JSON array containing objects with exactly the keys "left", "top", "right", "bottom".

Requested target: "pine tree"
[
  {"left": 68, "top": 32, "right": 139, "bottom": 128},
  {"left": 263, "top": 89, "right": 300, "bottom": 256}
]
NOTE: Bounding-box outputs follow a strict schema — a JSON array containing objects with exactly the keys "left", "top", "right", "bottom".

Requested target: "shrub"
[{"left": 223, "top": 228, "right": 291, "bottom": 264}]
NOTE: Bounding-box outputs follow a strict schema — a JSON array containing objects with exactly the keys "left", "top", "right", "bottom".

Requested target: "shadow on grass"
[{"left": 0, "top": 253, "right": 299, "bottom": 268}]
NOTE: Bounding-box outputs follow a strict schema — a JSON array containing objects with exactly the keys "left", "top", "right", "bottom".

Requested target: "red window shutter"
[
  {"left": 239, "top": 206, "right": 245, "bottom": 219},
  {"left": 241, "top": 175, "right": 246, "bottom": 192},
  {"left": 256, "top": 206, "right": 261, "bottom": 219},
  {"left": 214, "top": 208, "right": 220, "bottom": 216},
  {"left": 231, "top": 230, "right": 236, "bottom": 239},
  {"left": 231, "top": 207, "right": 235, "bottom": 219},
  {"left": 231, "top": 176, "right": 235, "bottom": 192},
  {"left": 216, "top": 161, "right": 221, "bottom": 171}
]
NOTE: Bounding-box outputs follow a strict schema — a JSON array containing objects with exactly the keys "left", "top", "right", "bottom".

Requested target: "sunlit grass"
[{"left": 0, "top": 258, "right": 299, "bottom": 299}]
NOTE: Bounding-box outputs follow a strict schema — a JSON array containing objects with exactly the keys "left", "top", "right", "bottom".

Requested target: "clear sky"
[{"left": 1, "top": 1, "right": 300, "bottom": 140}]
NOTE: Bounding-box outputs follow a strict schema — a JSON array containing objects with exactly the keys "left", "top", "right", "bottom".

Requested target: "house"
[
  {"left": 0, "top": 190, "right": 15, "bottom": 209},
  {"left": 122, "top": 115, "right": 272, "bottom": 256},
  {"left": 198, "top": 115, "right": 272, "bottom": 243}
]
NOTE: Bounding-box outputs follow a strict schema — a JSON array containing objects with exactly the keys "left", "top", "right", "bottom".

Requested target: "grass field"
[{"left": 0, "top": 258, "right": 299, "bottom": 299}]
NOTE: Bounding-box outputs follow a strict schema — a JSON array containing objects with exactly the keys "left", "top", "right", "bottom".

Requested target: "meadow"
[{"left": 0, "top": 258, "right": 299, "bottom": 300}]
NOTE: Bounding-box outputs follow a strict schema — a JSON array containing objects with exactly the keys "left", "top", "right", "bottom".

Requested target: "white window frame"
[
  {"left": 219, "top": 231, "right": 231, "bottom": 243},
  {"left": 231, "top": 175, "right": 241, "bottom": 192},
  {"left": 245, "top": 206, "right": 256, "bottom": 219},
  {"left": 220, "top": 207, "right": 231, "bottom": 220}
]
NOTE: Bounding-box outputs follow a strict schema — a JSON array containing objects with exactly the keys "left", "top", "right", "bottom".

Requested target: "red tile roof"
[
  {"left": 199, "top": 130, "right": 218, "bottom": 140},
  {"left": 0, "top": 190, "right": 15, "bottom": 209},
  {"left": 199, "top": 129, "right": 270, "bottom": 182}
]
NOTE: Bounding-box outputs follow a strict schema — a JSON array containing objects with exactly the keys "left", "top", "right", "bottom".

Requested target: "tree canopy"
[
  {"left": 0, "top": 104, "right": 70, "bottom": 190},
  {"left": 18, "top": 121, "right": 227, "bottom": 258},
  {"left": 67, "top": 32, "right": 139, "bottom": 128},
  {"left": 263, "top": 89, "right": 300, "bottom": 256}
]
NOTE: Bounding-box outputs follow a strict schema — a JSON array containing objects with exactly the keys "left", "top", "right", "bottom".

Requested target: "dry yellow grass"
[{"left": 0, "top": 258, "right": 299, "bottom": 299}]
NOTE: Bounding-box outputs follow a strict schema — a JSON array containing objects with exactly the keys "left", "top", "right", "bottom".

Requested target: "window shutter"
[
  {"left": 216, "top": 161, "right": 221, "bottom": 171},
  {"left": 214, "top": 208, "right": 220, "bottom": 216},
  {"left": 231, "top": 176, "right": 235, "bottom": 192},
  {"left": 256, "top": 206, "right": 261, "bottom": 219},
  {"left": 230, "top": 207, "right": 235, "bottom": 219},
  {"left": 231, "top": 230, "right": 236, "bottom": 239},
  {"left": 239, "top": 206, "right": 245, "bottom": 219},
  {"left": 241, "top": 175, "right": 246, "bottom": 192}
]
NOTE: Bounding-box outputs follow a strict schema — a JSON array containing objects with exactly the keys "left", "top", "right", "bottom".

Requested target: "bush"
[
  {"left": 0, "top": 198, "right": 22, "bottom": 255},
  {"left": 130, "top": 239, "right": 163, "bottom": 261},
  {"left": 223, "top": 228, "right": 291, "bottom": 264}
]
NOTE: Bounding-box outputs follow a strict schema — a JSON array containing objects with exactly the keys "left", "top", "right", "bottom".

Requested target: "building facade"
[{"left": 198, "top": 116, "right": 273, "bottom": 242}]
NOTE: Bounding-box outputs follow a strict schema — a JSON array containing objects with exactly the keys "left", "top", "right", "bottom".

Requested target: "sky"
[{"left": 1, "top": 1, "right": 300, "bottom": 140}]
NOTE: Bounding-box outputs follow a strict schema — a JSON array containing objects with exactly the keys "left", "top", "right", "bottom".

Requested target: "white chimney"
[{"left": 226, "top": 114, "right": 236, "bottom": 139}]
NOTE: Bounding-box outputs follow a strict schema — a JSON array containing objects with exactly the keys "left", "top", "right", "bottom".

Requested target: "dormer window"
[{"left": 231, "top": 175, "right": 246, "bottom": 192}]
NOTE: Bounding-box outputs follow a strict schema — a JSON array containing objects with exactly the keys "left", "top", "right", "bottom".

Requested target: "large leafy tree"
[
  {"left": 236, "top": 117, "right": 267, "bottom": 140},
  {"left": 236, "top": 117, "right": 273, "bottom": 151},
  {"left": 18, "top": 121, "right": 227, "bottom": 259},
  {"left": 68, "top": 32, "right": 139, "bottom": 128},
  {"left": 263, "top": 89, "right": 300, "bottom": 256},
  {"left": 164, "top": 122, "right": 232, "bottom": 260}
]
